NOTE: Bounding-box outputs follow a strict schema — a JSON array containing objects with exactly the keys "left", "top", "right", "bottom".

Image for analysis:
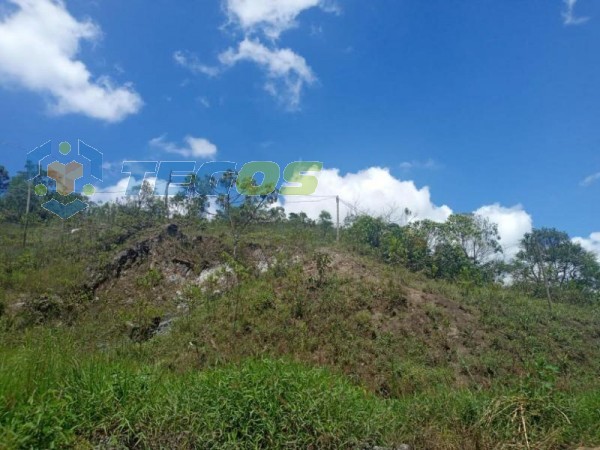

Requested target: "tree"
[
  {"left": 183, "top": 173, "right": 210, "bottom": 219},
  {"left": 0, "top": 165, "right": 9, "bottom": 196},
  {"left": 431, "top": 242, "right": 473, "bottom": 281},
  {"left": 381, "top": 225, "right": 431, "bottom": 272},
  {"left": 1, "top": 161, "right": 53, "bottom": 223},
  {"left": 318, "top": 210, "right": 333, "bottom": 237},
  {"left": 267, "top": 206, "right": 286, "bottom": 223},
  {"left": 512, "top": 228, "right": 600, "bottom": 302},
  {"left": 214, "top": 170, "right": 278, "bottom": 258},
  {"left": 289, "top": 212, "right": 313, "bottom": 226},
  {"left": 443, "top": 214, "right": 503, "bottom": 265},
  {"left": 346, "top": 215, "right": 387, "bottom": 249}
]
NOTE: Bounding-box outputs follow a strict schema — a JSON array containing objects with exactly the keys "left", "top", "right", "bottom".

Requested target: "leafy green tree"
[
  {"left": 345, "top": 215, "right": 387, "bottom": 249},
  {"left": 318, "top": 210, "right": 333, "bottom": 237},
  {"left": 512, "top": 228, "right": 600, "bottom": 301},
  {"left": 0, "top": 165, "right": 9, "bottom": 195},
  {"left": 267, "top": 206, "right": 287, "bottom": 223},
  {"left": 381, "top": 225, "right": 431, "bottom": 272},
  {"left": 443, "top": 214, "right": 502, "bottom": 264},
  {"left": 181, "top": 173, "right": 210, "bottom": 219},
  {"left": 431, "top": 242, "right": 473, "bottom": 280},
  {"left": 0, "top": 161, "right": 54, "bottom": 223},
  {"left": 289, "top": 212, "right": 313, "bottom": 226},
  {"left": 215, "top": 170, "right": 278, "bottom": 258}
]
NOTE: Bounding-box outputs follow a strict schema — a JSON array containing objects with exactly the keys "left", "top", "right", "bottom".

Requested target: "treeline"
[
  {"left": 1, "top": 162, "right": 598, "bottom": 304},
  {"left": 343, "top": 213, "right": 600, "bottom": 304}
]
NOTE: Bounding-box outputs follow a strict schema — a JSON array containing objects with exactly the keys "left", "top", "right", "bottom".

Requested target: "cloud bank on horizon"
[
  {"left": 97, "top": 164, "right": 543, "bottom": 260},
  {"left": 91, "top": 160, "right": 600, "bottom": 261}
]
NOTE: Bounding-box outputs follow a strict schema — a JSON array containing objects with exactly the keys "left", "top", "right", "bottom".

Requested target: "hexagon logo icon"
[{"left": 28, "top": 140, "right": 103, "bottom": 219}]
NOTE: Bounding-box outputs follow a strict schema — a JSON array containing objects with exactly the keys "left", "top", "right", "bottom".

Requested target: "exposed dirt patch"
[
  {"left": 304, "top": 247, "right": 492, "bottom": 384},
  {"left": 89, "top": 224, "right": 227, "bottom": 302}
]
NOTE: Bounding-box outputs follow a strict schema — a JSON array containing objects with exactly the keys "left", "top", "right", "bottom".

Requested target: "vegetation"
[{"left": 0, "top": 162, "right": 599, "bottom": 449}]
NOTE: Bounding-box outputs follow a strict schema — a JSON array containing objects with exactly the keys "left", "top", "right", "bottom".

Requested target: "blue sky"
[{"left": 0, "top": 0, "right": 599, "bottom": 255}]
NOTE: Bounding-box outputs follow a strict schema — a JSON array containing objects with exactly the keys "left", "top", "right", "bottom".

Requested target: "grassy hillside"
[{"left": 1, "top": 219, "right": 599, "bottom": 449}]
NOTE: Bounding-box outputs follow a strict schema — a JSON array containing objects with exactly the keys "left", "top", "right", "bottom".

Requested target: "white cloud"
[
  {"left": 177, "top": 0, "right": 335, "bottom": 109},
  {"left": 225, "top": 0, "right": 328, "bottom": 39},
  {"left": 149, "top": 135, "right": 218, "bottom": 159},
  {"left": 562, "top": 0, "right": 590, "bottom": 25},
  {"left": 573, "top": 232, "right": 600, "bottom": 260},
  {"left": 0, "top": 0, "right": 142, "bottom": 122},
  {"left": 474, "top": 204, "right": 533, "bottom": 259},
  {"left": 219, "top": 38, "right": 315, "bottom": 109},
  {"left": 280, "top": 167, "right": 453, "bottom": 224},
  {"left": 580, "top": 171, "right": 600, "bottom": 187},
  {"left": 279, "top": 168, "right": 534, "bottom": 260},
  {"left": 173, "top": 50, "right": 220, "bottom": 77},
  {"left": 197, "top": 96, "right": 211, "bottom": 108},
  {"left": 92, "top": 163, "right": 584, "bottom": 266},
  {"left": 93, "top": 176, "right": 134, "bottom": 204},
  {"left": 399, "top": 159, "right": 441, "bottom": 171}
]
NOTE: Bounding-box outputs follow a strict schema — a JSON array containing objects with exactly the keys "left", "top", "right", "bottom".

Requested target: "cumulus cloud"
[
  {"left": 176, "top": 0, "right": 335, "bottom": 109},
  {"left": 0, "top": 0, "right": 142, "bottom": 122},
  {"left": 562, "top": 0, "right": 590, "bottom": 25},
  {"left": 149, "top": 135, "right": 218, "bottom": 159},
  {"left": 280, "top": 167, "right": 453, "bottom": 224},
  {"left": 279, "top": 168, "right": 533, "bottom": 260},
  {"left": 92, "top": 176, "right": 135, "bottom": 204},
  {"left": 474, "top": 204, "right": 533, "bottom": 259},
  {"left": 93, "top": 163, "right": 541, "bottom": 264},
  {"left": 225, "top": 0, "right": 327, "bottom": 39},
  {"left": 573, "top": 232, "right": 600, "bottom": 260},
  {"left": 219, "top": 38, "right": 315, "bottom": 109}
]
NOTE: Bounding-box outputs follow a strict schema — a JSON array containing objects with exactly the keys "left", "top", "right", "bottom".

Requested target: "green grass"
[
  {"left": 0, "top": 333, "right": 394, "bottom": 449},
  {"left": 1, "top": 219, "right": 600, "bottom": 448},
  {"left": 1, "top": 330, "right": 600, "bottom": 449}
]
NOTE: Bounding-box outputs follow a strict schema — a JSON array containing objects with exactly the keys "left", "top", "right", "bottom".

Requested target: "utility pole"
[
  {"left": 164, "top": 170, "right": 172, "bottom": 220},
  {"left": 22, "top": 180, "right": 31, "bottom": 247},
  {"left": 336, "top": 195, "right": 340, "bottom": 243}
]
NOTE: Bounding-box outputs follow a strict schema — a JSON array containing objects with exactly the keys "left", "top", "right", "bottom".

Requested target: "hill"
[{"left": 1, "top": 219, "right": 599, "bottom": 449}]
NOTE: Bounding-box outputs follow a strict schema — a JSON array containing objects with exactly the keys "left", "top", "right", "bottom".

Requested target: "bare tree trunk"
[{"left": 534, "top": 240, "right": 553, "bottom": 314}]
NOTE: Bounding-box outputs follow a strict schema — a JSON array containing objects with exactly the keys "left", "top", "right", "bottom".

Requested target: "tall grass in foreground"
[{"left": 1, "top": 331, "right": 600, "bottom": 449}]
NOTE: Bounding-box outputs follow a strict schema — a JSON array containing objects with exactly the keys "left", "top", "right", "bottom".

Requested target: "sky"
[{"left": 0, "top": 0, "right": 599, "bottom": 258}]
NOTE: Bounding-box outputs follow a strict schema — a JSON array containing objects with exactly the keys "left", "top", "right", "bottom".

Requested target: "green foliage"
[
  {"left": 1, "top": 186, "right": 600, "bottom": 448},
  {"left": 318, "top": 210, "right": 334, "bottom": 236},
  {"left": 288, "top": 211, "right": 314, "bottom": 226},
  {"left": 0, "top": 165, "right": 9, "bottom": 195},
  {"left": 0, "top": 342, "right": 397, "bottom": 449},
  {"left": 444, "top": 214, "right": 502, "bottom": 264},
  {"left": 478, "top": 359, "right": 568, "bottom": 448},
  {"left": 136, "top": 268, "right": 164, "bottom": 288},
  {"left": 346, "top": 215, "right": 387, "bottom": 249},
  {"left": 314, "top": 251, "right": 332, "bottom": 287},
  {"left": 214, "top": 171, "right": 279, "bottom": 257},
  {"left": 345, "top": 213, "right": 502, "bottom": 285},
  {"left": 511, "top": 228, "right": 600, "bottom": 303}
]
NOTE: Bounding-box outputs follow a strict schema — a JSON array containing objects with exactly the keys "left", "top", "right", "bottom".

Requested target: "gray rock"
[{"left": 154, "top": 318, "right": 175, "bottom": 336}]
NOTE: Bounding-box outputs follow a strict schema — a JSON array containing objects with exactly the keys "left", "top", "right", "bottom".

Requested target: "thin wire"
[{"left": 282, "top": 198, "right": 334, "bottom": 204}]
